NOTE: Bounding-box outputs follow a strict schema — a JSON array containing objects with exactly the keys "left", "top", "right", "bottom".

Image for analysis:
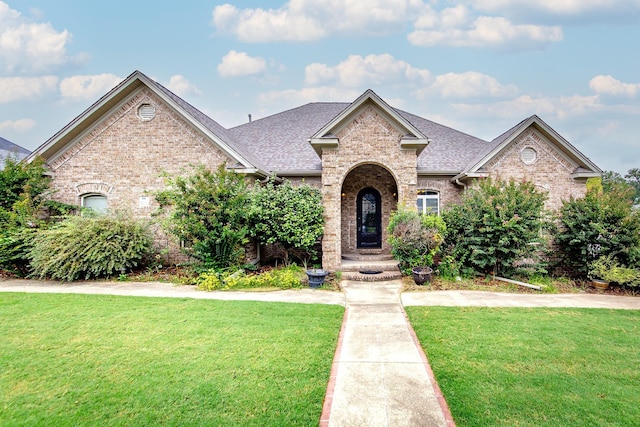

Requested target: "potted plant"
[
  {"left": 412, "top": 266, "right": 433, "bottom": 285},
  {"left": 387, "top": 208, "right": 445, "bottom": 284},
  {"left": 588, "top": 255, "right": 640, "bottom": 289}
]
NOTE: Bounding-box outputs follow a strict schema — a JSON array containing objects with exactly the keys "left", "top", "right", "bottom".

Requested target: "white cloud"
[
  {"left": 305, "top": 54, "right": 431, "bottom": 87},
  {"left": 258, "top": 87, "right": 361, "bottom": 106},
  {"left": 0, "top": 118, "right": 36, "bottom": 132},
  {"left": 470, "top": 0, "right": 640, "bottom": 17},
  {"left": 0, "top": 76, "right": 58, "bottom": 103},
  {"left": 212, "top": 1, "right": 424, "bottom": 42},
  {"left": 165, "top": 75, "right": 201, "bottom": 96},
  {"left": 589, "top": 75, "right": 640, "bottom": 97},
  {"left": 425, "top": 71, "right": 518, "bottom": 98},
  {"left": 0, "top": 1, "right": 74, "bottom": 73},
  {"left": 217, "top": 50, "right": 267, "bottom": 77},
  {"left": 59, "top": 74, "right": 122, "bottom": 100},
  {"left": 452, "top": 94, "right": 601, "bottom": 119},
  {"left": 409, "top": 6, "right": 563, "bottom": 49}
]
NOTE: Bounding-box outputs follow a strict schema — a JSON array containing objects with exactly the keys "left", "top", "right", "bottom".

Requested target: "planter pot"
[
  {"left": 306, "top": 269, "right": 328, "bottom": 288},
  {"left": 412, "top": 267, "right": 433, "bottom": 286},
  {"left": 590, "top": 279, "right": 610, "bottom": 290}
]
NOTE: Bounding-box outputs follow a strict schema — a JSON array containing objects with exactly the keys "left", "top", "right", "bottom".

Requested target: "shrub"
[
  {"left": 589, "top": 255, "right": 640, "bottom": 287},
  {"left": 196, "top": 266, "right": 305, "bottom": 291},
  {"left": 442, "top": 178, "right": 548, "bottom": 277},
  {"left": 556, "top": 183, "right": 640, "bottom": 277},
  {"left": 29, "top": 214, "right": 152, "bottom": 281},
  {"left": 249, "top": 177, "right": 324, "bottom": 266},
  {"left": 387, "top": 208, "right": 446, "bottom": 274},
  {"left": 156, "top": 164, "right": 250, "bottom": 270}
]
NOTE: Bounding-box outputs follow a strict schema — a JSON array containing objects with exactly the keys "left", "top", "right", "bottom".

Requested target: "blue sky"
[{"left": 1, "top": 0, "right": 639, "bottom": 174}]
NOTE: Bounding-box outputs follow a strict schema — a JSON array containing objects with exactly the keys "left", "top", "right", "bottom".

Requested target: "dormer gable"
[{"left": 309, "top": 89, "right": 430, "bottom": 157}]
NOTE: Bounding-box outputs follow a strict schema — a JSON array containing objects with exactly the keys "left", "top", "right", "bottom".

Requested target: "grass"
[
  {"left": 406, "top": 306, "right": 640, "bottom": 426},
  {"left": 0, "top": 293, "right": 344, "bottom": 426}
]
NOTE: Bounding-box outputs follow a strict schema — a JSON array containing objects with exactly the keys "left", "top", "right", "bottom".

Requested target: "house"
[
  {"left": 1, "top": 136, "right": 31, "bottom": 169},
  {"left": 25, "top": 71, "right": 601, "bottom": 271}
]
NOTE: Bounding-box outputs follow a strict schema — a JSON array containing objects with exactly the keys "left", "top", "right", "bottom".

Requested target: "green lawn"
[
  {"left": 0, "top": 293, "right": 344, "bottom": 426},
  {"left": 407, "top": 307, "right": 640, "bottom": 427}
]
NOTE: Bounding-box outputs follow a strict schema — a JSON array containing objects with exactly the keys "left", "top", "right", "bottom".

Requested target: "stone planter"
[
  {"left": 412, "top": 266, "right": 433, "bottom": 286},
  {"left": 306, "top": 269, "right": 328, "bottom": 288}
]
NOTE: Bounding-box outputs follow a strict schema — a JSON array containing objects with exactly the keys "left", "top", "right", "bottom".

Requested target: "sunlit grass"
[
  {"left": 1, "top": 293, "right": 343, "bottom": 426},
  {"left": 407, "top": 306, "right": 640, "bottom": 427}
]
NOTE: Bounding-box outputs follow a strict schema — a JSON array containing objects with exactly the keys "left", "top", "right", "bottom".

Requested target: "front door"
[{"left": 357, "top": 188, "right": 382, "bottom": 248}]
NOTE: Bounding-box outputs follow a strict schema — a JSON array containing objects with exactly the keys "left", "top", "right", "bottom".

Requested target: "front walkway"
[{"left": 320, "top": 280, "right": 453, "bottom": 427}]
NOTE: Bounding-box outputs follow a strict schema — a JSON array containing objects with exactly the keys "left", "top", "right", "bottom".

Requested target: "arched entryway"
[{"left": 341, "top": 164, "right": 398, "bottom": 255}]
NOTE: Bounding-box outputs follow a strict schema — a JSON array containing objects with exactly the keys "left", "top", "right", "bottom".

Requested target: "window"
[
  {"left": 82, "top": 194, "right": 108, "bottom": 213},
  {"left": 417, "top": 190, "right": 439, "bottom": 215}
]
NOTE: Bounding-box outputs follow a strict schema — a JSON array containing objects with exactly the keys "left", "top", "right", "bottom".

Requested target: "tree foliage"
[
  {"left": 555, "top": 183, "right": 640, "bottom": 276},
  {"left": 442, "top": 178, "right": 548, "bottom": 276},
  {"left": 249, "top": 177, "right": 324, "bottom": 265},
  {"left": 155, "top": 164, "right": 250, "bottom": 270}
]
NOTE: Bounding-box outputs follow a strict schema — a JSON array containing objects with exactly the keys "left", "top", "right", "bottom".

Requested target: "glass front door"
[{"left": 357, "top": 188, "right": 381, "bottom": 248}]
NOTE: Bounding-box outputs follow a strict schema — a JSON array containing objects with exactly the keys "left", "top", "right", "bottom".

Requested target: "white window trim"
[
  {"left": 417, "top": 190, "right": 440, "bottom": 215},
  {"left": 81, "top": 193, "right": 108, "bottom": 214}
]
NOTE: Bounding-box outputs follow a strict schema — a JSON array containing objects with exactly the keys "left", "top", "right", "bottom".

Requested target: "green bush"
[
  {"left": 387, "top": 208, "right": 446, "bottom": 275},
  {"left": 0, "top": 228, "right": 37, "bottom": 276},
  {"left": 155, "top": 164, "right": 250, "bottom": 270},
  {"left": 29, "top": 214, "right": 153, "bottom": 281},
  {"left": 249, "top": 177, "right": 324, "bottom": 266},
  {"left": 196, "top": 266, "right": 305, "bottom": 291},
  {"left": 442, "top": 178, "right": 548, "bottom": 277},
  {"left": 556, "top": 183, "right": 640, "bottom": 277}
]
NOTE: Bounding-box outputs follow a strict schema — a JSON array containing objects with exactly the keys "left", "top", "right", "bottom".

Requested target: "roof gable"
[
  {"left": 459, "top": 115, "right": 601, "bottom": 178},
  {"left": 309, "top": 89, "right": 430, "bottom": 156},
  {"left": 26, "top": 71, "right": 262, "bottom": 171}
]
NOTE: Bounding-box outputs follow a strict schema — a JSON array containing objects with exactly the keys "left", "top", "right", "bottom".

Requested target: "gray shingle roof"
[
  {"left": 229, "top": 103, "right": 348, "bottom": 172},
  {"left": 397, "top": 111, "right": 492, "bottom": 172},
  {"left": 1, "top": 136, "right": 30, "bottom": 168},
  {"left": 226, "top": 102, "right": 494, "bottom": 174}
]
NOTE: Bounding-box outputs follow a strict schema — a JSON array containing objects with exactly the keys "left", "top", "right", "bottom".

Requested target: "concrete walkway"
[{"left": 320, "top": 280, "right": 453, "bottom": 427}]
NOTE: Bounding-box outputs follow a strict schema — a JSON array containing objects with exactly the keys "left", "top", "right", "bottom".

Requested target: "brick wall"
[
  {"left": 320, "top": 105, "right": 419, "bottom": 271},
  {"left": 48, "top": 88, "right": 234, "bottom": 262},
  {"left": 484, "top": 129, "right": 588, "bottom": 210}
]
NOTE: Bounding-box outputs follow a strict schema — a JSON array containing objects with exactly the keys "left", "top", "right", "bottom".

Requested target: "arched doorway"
[
  {"left": 340, "top": 164, "right": 397, "bottom": 255},
  {"left": 357, "top": 188, "right": 382, "bottom": 248}
]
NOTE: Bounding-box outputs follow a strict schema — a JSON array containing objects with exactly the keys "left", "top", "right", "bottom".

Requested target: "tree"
[
  {"left": 625, "top": 168, "right": 640, "bottom": 204},
  {"left": 155, "top": 164, "right": 250, "bottom": 270},
  {"left": 556, "top": 183, "right": 640, "bottom": 276},
  {"left": 442, "top": 178, "right": 548, "bottom": 277},
  {"left": 249, "top": 177, "right": 324, "bottom": 266}
]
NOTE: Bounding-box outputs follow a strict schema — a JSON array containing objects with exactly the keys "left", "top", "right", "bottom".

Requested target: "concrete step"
[
  {"left": 342, "top": 269, "right": 403, "bottom": 282},
  {"left": 341, "top": 259, "right": 400, "bottom": 272},
  {"left": 341, "top": 252, "right": 394, "bottom": 261}
]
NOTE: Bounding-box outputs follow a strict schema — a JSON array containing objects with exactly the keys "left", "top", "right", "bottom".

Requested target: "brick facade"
[
  {"left": 483, "top": 129, "right": 588, "bottom": 210},
  {"left": 319, "top": 105, "right": 418, "bottom": 271},
  {"left": 49, "top": 88, "right": 235, "bottom": 261},
  {"left": 35, "top": 75, "right": 597, "bottom": 273}
]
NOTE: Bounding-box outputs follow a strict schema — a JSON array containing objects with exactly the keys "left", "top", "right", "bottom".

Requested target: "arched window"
[
  {"left": 82, "top": 194, "right": 108, "bottom": 213},
  {"left": 417, "top": 190, "right": 439, "bottom": 215}
]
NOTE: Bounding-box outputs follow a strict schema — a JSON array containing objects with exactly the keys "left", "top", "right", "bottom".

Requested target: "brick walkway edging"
[
  {"left": 401, "top": 305, "right": 457, "bottom": 427},
  {"left": 319, "top": 306, "right": 349, "bottom": 426}
]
